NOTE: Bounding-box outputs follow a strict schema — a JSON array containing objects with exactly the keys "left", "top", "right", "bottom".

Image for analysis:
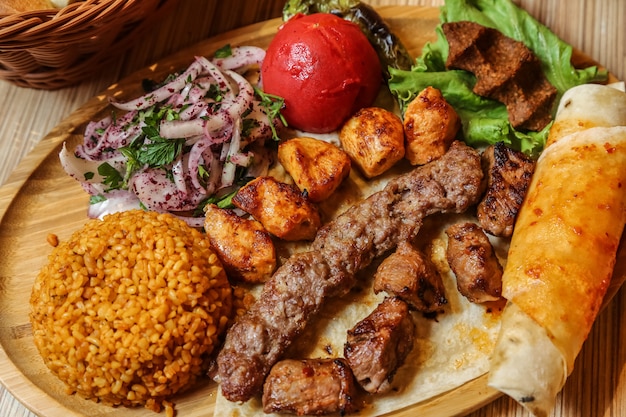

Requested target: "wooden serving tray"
[{"left": 0, "top": 6, "right": 619, "bottom": 417}]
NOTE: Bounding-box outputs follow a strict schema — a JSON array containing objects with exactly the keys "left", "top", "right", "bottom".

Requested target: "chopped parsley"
[
  {"left": 89, "top": 194, "right": 107, "bottom": 205},
  {"left": 98, "top": 162, "right": 123, "bottom": 191},
  {"left": 254, "top": 87, "right": 287, "bottom": 141},
  {"left": 214, "top": 44, "right": 233, "bottom": 58},
  {"left": 117, "top": 105, "right": 187, "bottom": 186}
]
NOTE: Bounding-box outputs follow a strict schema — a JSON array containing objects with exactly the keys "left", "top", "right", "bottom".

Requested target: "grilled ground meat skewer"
[
  {"left": 344, "top": 296, "right": 415, "bottom": 394},
  {"left": 216, "top": 141, "right": 484, "bottom": 402},
  {"left": 445, "top": 222, "right": 503, "bottom": 303},
  {"left": 262, "top": 358, "right": 360, "bottom": 415}
]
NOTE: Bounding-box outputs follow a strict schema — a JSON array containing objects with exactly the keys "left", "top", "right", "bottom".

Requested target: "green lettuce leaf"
[{"left": 388, "top": 0, "right": 607, "bottom": 154}]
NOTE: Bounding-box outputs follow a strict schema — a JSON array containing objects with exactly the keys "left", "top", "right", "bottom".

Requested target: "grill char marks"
[
  {"left": 373, "top": 241, "right": 447, "bottom": 312},
  {"left": 216, "top": 141, "right": 484, "bottom": 402},
  {"left": 262, "top": 358, "right": 360, "bottom": 415},
  {"left": 344, "top": 296, "right": 416, "bottom": 394},
  {"left": 443, "top": 21, "right": 557, "bottom": 131},
  {"left": 445, "top": 222, "right": 503, "bottom": 303},
  {"left": 478, "top": 142, "right": 536, "bottom": 237}
]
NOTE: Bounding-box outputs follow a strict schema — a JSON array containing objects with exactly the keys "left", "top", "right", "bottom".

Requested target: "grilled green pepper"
[{"left": 282, "top": 0, "right": 413, "bottom": 77}]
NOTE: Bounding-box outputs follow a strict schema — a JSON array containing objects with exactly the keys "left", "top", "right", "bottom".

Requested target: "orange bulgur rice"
[{"left": 30, "top": 210, "right": 235, "bottom": 413}]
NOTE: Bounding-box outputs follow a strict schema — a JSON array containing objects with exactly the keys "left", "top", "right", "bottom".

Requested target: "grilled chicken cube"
[
  {"left": 344, "top": 297, "right": 415, "bottom": 394},
  {"left": 203, "top": 204, "right": 276, "bottom": 284},
  {"left": 339, "top": 107, "right": 405, "bottom": 178},
  {"left": 278, "top": 136, "right": 352, "bottom": 203},
  {"left": 403, "top": 86, "right": 461, "bottom": 165},
  {"left": 445, "top": 222, "right": 503, "bottom": 303},
  {"left": 262, "top": 358, "right": 360, "bottom": 416},
  {"left": 477, "top": 142, "right": 536, "bottom": 237},
  {"left": 374, "top": 241, "right": 447, "bottom": 312},
  {"left": 232, "top": 176, "right": 321, "bottom": 241}
]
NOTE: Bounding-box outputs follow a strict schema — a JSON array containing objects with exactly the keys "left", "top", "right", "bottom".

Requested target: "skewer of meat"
[{"left": 216, "top": 141, "right": 484, "bottom": 402}]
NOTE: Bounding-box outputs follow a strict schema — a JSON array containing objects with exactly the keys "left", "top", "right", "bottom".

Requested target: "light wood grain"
[{"left": 0, "top": 1, "right": 625, "bottom": 417}]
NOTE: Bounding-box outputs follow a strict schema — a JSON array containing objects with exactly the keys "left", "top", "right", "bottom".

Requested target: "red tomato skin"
[{"left": 261, "top": 13, "right": 382, "bottom": 133}]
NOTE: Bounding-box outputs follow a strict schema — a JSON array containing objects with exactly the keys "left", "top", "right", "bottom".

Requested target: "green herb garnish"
[
  {"left": 98, "top": 162, "right": 124, "bottom": 191},
  {"left": 215, "top": 44, "right": 233, "bottom": 58},
  {"left": 89, "top": 194, "right": 107, "bottom": 205},
  {"left": 254, "top": 87, "right": 287, "bottom": 141}
]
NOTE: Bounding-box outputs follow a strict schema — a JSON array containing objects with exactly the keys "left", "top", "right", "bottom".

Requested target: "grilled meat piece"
[
  {"left": 216, "top": 251, "right": 353, "bottom": 403},
  {"left": 373, "top": 241, "right": 447, "bottom": 312},
  {"left": 443, "top": 21, "right": 557, "bottom": 131},
  {"left": 403, "top": 86, "right": 461, "bottom": 166},
  {"left": 477, "top": 142, "right": 536, "bottom": 237},
  {"left": 216, "top": 141, "right": 484, "bottom": 402},
  {"left": 233, "top": 176, "right": 321, "bottom": 241},
  {"left": 445, "top": 222, "right": 503, "bottom": 303},
  {"left": 344, "top": 297, "right": 415, "bottom": 394},
  {"left": 203, "top": 204, "right": 276, "bottom": 284},
  {"left": 312, "top": 141, "right": 484, "bottom": 278},
  {"left": 262, "top": 358, "right": 360, "bottom": 415}
]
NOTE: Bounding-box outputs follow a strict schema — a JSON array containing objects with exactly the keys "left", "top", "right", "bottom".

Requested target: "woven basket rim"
[
  {"left": 0, "top": 0, "right": 175, "bottom": 89},
  {"left": 0, "top": 0, "right": 142, "bottom": 39}
]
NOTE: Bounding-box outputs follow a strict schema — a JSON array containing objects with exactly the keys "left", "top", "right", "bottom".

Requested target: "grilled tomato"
[{"left": 261, "top": 13, "right": 382, "bottom": 133}]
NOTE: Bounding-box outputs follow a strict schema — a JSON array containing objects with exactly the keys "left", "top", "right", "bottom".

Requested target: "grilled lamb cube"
[
  {"left": 344, "top": 297, "right": 415, "bottom": 394},
  {"left": 445, "top": 222, "right": 503, "bottom": 303},
  {"left": 262, "top": 358, "right": 360, "bottom": 415},
  {"left": 373, "top": 241, "right": 447, "bottom": 312},
  {"left": 477, "top": 142, "right": 536, "bottom": 237}
]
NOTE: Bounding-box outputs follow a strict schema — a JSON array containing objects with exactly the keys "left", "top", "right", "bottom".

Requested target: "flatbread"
[
  {"left": 488, "top": 83, "right": 626, "bottom": 417},
  {"left": 547, "top": 82, "right": 626, "bottom": 146}
]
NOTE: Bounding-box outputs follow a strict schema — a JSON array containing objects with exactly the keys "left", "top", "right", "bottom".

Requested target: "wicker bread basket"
[{"left": 0, "top": 0, "right": 178, "bottom": 89}]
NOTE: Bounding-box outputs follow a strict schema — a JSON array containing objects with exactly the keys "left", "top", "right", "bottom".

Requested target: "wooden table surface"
[{"left": 0, "top": 1, "right": 624, "bottom": 416}]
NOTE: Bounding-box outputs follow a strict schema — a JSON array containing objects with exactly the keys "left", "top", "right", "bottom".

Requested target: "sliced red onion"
[
  {"left": 130, "top": 169, "right": 197, "bottom": 212},
  {"left": 87, "top": 190, "right": 142, "bottom": 219},
  {"left": 220, "top": 119, "right": 242, "bottom": 188},
  {"left": 188, "top": 135, "right": 214, "bottom": 191},
  {"left": 222, "top": 69, "right": 255, "bottom": 120},
  {"left": 109, "top": 60, "right": 203, "bottom": 111},
  {"left": 171, "top": 154, "right": 188, "bottom": 194},
  {"left": 60, "top": 142, "right": 126, "bottom": 196},
  {"left": 214, "top": 46, "right": 266, "bottom": 71},
  {"left": 159, "top": 113, "right": 230, "bottom": 139},
  {"left": 229, "top": 151, "right": 253, "bottom": 167},
  {"left": 196, "top": 56, "right": 236, "bottom": 101},
  {"left": 64, "top": 46, "right": 280, "bottom": 222}
]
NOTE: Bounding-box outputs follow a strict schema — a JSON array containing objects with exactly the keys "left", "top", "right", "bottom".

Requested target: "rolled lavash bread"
[{"left": 488, "top": 83, "right": 626, "bottom": 417}]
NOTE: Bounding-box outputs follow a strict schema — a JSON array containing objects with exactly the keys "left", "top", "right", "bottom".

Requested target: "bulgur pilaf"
[{"left": 30, "top": 210, "right": 233, "bottom": 411}]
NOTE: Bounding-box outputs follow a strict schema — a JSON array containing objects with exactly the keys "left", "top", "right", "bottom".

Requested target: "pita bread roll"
[
  {"left": 547, "top": 82, "right": 626, "bottom": 146},
  {"left": 488, "top": 83, "right": 626, "bottom": 417}
]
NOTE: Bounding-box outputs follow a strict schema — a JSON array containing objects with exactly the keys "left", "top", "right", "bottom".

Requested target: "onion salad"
[{"left": 60, "top": 45, "right": 285, "bottom": 228}]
